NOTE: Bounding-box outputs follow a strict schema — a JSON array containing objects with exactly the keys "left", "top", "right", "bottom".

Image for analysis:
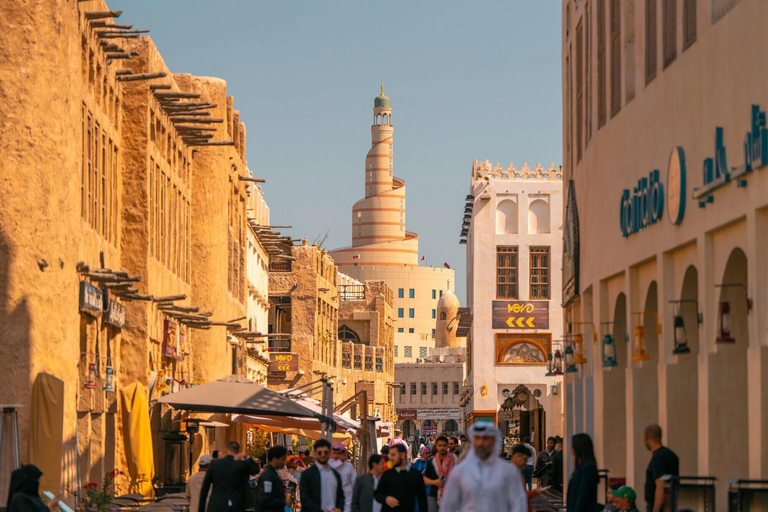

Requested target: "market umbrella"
[
  {"left": 155, "top": 375, "right": 328, "bottom": 421},
  {"left": 120, "top": 382, "right": 154, "bottom": 497}
]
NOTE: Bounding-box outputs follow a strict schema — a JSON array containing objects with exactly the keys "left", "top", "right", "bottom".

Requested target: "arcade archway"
[{"left": 497, "top": 385, "right": 546, "bottom": 452}]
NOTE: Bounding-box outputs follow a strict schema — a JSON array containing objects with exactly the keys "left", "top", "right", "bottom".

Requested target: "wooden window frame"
[
  {"left": 597, "top": 0, "right": 607, "bottom": 128},
  {"left": 530, "top": 246, "right": 551, "bottom": 300},
  {"left": 663, "top": 0, "right": 677, "bottom": 68},
  {"left": 496, "top": 246, "right": 519, "bottom": 299},
  {"left": 610, "top": 0, "right": 622, "bottom": 117},
  {"left": 576, "top": 22, "right": 584, "bottom": 163},
  {"left": 682, "top": 0, "right": 696, "bottom": 50},
  {"left": 646, "top": 0, "right": 658, "bottom": 84}
]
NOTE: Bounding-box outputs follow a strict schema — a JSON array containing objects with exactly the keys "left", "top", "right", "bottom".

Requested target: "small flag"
[
  {"left": 421, "top": 255, "right": 426, "bottom": 261},
  {"left": 443, "top": 262, "right": 451, "bottom": 269},
  {"left": 352, "top": 254, "right": 361, "bottom": 260}
]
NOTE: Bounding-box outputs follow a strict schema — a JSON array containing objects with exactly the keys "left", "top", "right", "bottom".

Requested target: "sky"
[{"left": 112, "top": 0, "right": 563, "bottom": 302}]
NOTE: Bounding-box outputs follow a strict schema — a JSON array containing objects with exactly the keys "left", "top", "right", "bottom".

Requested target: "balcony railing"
[
  {"left": 267, "top": 334, "right": 291, "bottom": 352},
  {"left": 339, "top": 284, "right": 365, "bottom": 301},
  {"left": 269, "top": 261, "right": 292, "bottom": 272}
]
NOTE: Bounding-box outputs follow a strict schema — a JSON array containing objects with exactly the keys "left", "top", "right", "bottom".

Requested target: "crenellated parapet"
[{"left": 472, "top": 159, "right": 563, "bottom": 181}]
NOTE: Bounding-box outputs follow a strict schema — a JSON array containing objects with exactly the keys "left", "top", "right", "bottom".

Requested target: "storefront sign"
[
  {"left": 492, "top": 301, "right": 549, "bottom": 329},
  {"left": 562, "top": 180, "right": 580, "bottom": 306},
  {"left": 396, "top": 409, "right": 417, "bottom": 420},
  {"left": 422, "top": 425, "right": 438, "bottom": 436},
  {"left": 104, "top": 295, "right": 126, "bottom": 328},
  {"left": 620, "top": 170, "right": 665, "bottom": 237},
  {"left": 269, "top": 352, "right": 299, "bottom": 372},
  {"left": 162, "top": 319, "right": 181, "bottom": 360},
  {"left": 417, "top": 408, "right": 461, "bottom": 420},
  {"left": 79, "top": 281, "right": 103, "bottom": 317}
]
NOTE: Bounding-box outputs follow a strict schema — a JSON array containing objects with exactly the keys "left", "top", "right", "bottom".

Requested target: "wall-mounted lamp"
[
  {"left": 716, "top": 301, "right": 735, "bottom": 344},
  {"left": 565, "top": 334, "right": 588, "bottom": 365},
  {"left": 85, "top": 362, "right": 97, "bottom": 389},
  {"left": 632, "top": 312, "right": 660, "bottom": 362},
  {"left": 599, "top": 321, "right": 628, "bottom": 368},
  {"left": 562, "top": 340, "right": 578, "bottom": 373},
  {"left": 551, "top": 383, "right": 559, "bottom": 396},
  {"left": 668, "top": 300, "right": 701, "bottom": 354},
  {"left": 480, "top": 383, "right": 488, "bottom": 397},
  {"left": 103, "top": 358, "right": 115, "bottom": 392},
  {"left": 570, "top": 322, "right": 598, "bottom": 343}
]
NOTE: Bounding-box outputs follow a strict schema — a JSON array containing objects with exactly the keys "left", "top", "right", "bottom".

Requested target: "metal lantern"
[
  {"left": 564, "top": 344, "right": 578, "bottom": 373},
  {"left": 551, "top": 383, "right": 559, "bottom": 396},
  {"left": 602, "top": 333, "right": 617, "bottom": 367},
  {"left": 572, "top": 334, "right": 587, "bottom": 365},
  {"left": 545, "top": 352, "right": 554, "bottom": 376},
  {"left": 552, "top": 350, "right": 564, "bottom": 376},
  {"left": 85, "top": 362, "right": 97, "bottom": 389},
  {"left": 103, "top": 362, "right": 115, "bottom": 392},
  {"left": 632, "top": 324, "right": 651, "bottom": 361},
  {"left": 672, "top": 315, "right": 691, "bottom": 354},
  {"left": 716, "top": 301, "right": 735, "bottom": 344}
]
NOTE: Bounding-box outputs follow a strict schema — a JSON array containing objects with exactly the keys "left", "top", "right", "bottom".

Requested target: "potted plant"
[{"left": 80, "top": 469, "right": 121, "bottom": 512}]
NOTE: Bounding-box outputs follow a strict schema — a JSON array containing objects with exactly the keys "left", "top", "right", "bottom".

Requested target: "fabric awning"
[
  {"left": 120, "top": 383, "right": 154, "bottom": 497},
  {"left": 156, "top": 375, "right": 327, "bottom": 421},
  {"left": 232, "top": 416, "right": 353, "bottom": 447},
  {"left": 278, "top": 394, "right": 359, "bottom": 431},
  {"left": 29, "top": 373, "right": 64, "bottom": 494}
]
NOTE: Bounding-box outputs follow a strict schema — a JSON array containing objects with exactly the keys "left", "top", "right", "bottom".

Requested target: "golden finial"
[{"left": 380, "top": 82, "right": 384, "bottom": 96}]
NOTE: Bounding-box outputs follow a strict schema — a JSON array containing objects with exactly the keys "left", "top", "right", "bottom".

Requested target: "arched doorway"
[
  {"left": 498, "top": 385, "right": 546, "bottom": 451},
  {"left": 632, "top": 282, "right": 659, "bottom": 488},
  {"left": 603, "top": 293, "right": 627, "bottom": 478},
  {"left": 401, "top": 419, "right": 416, "bottom": 440},
  {"left": 667, "top": 265, "right": 699, "bottom": 474},
  {"left": 709, "top": 248, "right": 749, "bottom": 487},
  {"left": 443, "top": 419, "right": 459, "bottom": 435}
]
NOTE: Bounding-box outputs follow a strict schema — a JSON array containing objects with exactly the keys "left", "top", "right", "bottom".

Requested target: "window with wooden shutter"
[
  {"left": 597, "top": 0, "right": 606, "bottom": 128},
  {"left": 585, "top": 1, "right": 592, "bottom": 144},
  {"left": 496, "top": 246, "right": 518, "bottom": 299},
  {"left": 645, "top": 0, "right": 658, "bottom": 84},
  {"left": 610, "top": 0, "right": 621, "bottom": 117},
  {"left": 576, "top": 23, "right": 583, "bottom": 163},
  {"left": 683, "top": 0, "right": 696, "bottom": 50},
  {"left": 663, "top": 0, "right": 677, "bottom": 68}
]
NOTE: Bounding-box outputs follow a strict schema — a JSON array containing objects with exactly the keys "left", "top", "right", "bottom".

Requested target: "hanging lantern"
[
  {"left": 545, "top": 352, "right": 554, "bottom": 376},
  {"left": 552, "top": 350, "right": 564, "bottom": 376},
  {"left": 602, "top": 333, "right": 617, "bottom": 367},
  {"left": 551, "top": 383, "right": 559, "bottom": 396},
  {"left": 716, "top": 301, "right": 735, "bottom": 344},
  {"left": 103, "top": 361, "right": 115, "bottom": 392},
  {"left": 672, "top": 315, "right": 691, "bottom": 354},
  {"left": 157, "top": 370, "right": 168, "bottom": 393},
  {"left": 572, "top": 334, "right": 587, "bottom": 365},
  {"left": 564, "top": 344, "right": 578, "bottom": 373},
  {"left": 85, "top": 362, "right": 97, "bottom": 389},
  {"left": 633, "top": 324, "right": 651, "bottom": 361}
]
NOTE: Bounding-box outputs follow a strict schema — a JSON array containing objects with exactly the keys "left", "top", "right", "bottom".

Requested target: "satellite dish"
[{"left": 533, "top": 389, "right": 542, "bottom": 398}]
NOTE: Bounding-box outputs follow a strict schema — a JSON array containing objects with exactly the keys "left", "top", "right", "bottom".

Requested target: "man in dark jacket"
[
  {"left": 258, "top": 446, "right": 289, "bottom": 512},
  {"left": 351, "top": 454, "right": 386, "bottom": 512},
  {"left": 548, "top": 437, "right": 564, "bottom": 492},
  {"left": 374, "top": 444, "right": 427, "bottom": 512},
  {"left": 299, "top": 439, "right": 345, "bottom": 512},
  {"left": 198, "top": 440, "right": 260, "bottom": 512}
]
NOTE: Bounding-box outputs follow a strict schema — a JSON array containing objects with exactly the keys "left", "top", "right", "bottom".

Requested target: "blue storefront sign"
[{"left": 619, "top": 170, "right": 664, "bottom": 237}]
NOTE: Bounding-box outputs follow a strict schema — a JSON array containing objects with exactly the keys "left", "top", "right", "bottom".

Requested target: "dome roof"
[
  {"left": 437, "top": 289, "right": 460, "bottom": 312},
  {"left": 374, "top": 94, "right": 390, "bottom": 108}
]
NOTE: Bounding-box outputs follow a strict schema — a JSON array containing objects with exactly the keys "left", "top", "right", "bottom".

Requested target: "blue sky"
[{"left": 112, "top": 0, "right": 563, "bottom": 302}]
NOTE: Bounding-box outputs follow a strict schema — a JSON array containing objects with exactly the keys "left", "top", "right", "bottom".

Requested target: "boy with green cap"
[{"left": 610, "top": 486, "right": 639, "bottom": 512}]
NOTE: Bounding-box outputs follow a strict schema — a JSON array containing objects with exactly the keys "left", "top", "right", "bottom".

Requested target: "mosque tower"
[
  {"left": 330, "top": 86, "right": 455, "bottom": 359},
  {"left": 435, "top": 289, "right": 461, "bottom": 349}
]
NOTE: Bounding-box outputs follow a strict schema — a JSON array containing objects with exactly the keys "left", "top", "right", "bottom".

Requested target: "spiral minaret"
[{"left": 332, "top": 85, "right": 419, "bottom": 267}]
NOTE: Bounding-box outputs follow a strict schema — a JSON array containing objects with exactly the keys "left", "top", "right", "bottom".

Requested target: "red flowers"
[
  {"left": 108, "top": 469, "right": 122, "bottom": 478},
  {"left": 85, "top": 482, "right": 98, "bottom": 490}
]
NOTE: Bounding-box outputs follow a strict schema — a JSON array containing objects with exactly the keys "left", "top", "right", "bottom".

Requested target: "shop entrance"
[{"left": 497, "top": 385, "right": 547, "bottom": 452}]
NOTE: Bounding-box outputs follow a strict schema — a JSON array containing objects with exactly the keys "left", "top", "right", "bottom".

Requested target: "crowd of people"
[{"left": 3, "top": 422, "right": 681, "bottom": 512}]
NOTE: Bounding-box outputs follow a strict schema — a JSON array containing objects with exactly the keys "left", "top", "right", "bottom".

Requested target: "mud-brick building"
[
  {"left": 268, "top": 241, "right": 396, "bottom": 422},
  {"left": 0, "top": 0, "right": 262, "bottom": 503}
]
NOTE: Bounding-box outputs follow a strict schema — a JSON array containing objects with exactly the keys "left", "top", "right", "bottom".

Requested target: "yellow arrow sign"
[{"left": 506, "top": 316, "right": 537, "bottom": 328}]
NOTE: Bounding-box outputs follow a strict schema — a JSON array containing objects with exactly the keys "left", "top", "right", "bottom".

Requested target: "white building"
[
  {"left": 394, "top": 290, "right": 468, "bottom": 439},
  {"left": 561, "top": 0, "right": 768, "bottom": 509},
  {"left": 244, "top": 179, "right": 271, "bottom": 384},
  {"left": 464, "top": 160, "right": 564, "bottom": 452}
]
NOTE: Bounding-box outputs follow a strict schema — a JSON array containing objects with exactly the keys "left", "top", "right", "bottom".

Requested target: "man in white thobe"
[{"left": 440, "top": 423, "right": 528, "bottom": 512}]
